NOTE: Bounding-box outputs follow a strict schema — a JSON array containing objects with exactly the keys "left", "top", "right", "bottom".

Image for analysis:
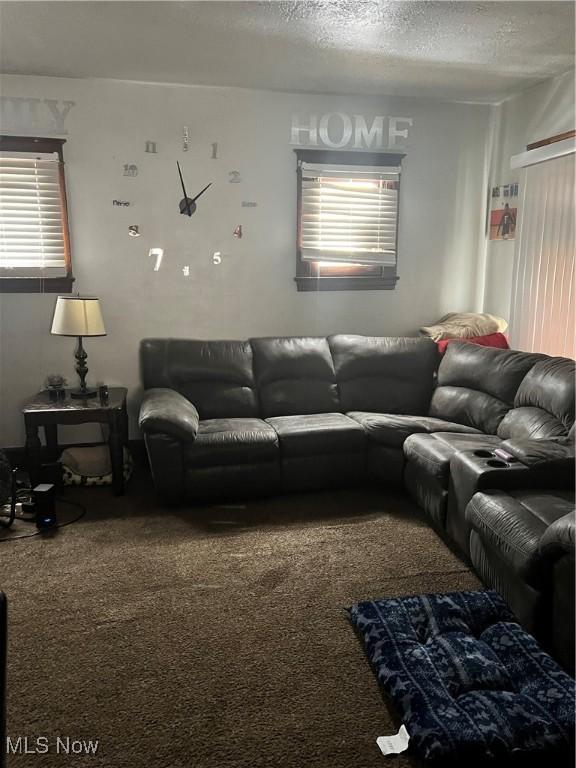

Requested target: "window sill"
[
  {"left": 295, "top": 276, "right": 399, "bottom": 291},
  {"left": 0, "top": 276, "right": 75, "bottom": 294}
]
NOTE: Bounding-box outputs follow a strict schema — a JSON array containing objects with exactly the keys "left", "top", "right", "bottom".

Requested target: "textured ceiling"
[{"left": 0, "top": 1, "right": 574, "bottom": 103}]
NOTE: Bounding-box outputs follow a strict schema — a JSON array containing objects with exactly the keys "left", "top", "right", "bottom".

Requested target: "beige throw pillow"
[{"left": 420, "top": 312, "right": 508, "bottom": 341}]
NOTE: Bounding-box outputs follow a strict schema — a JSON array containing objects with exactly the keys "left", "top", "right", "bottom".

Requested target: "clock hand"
[
  {"left": 177, "top": 161, "right": 192, "bottom": 216},
  {"left": 191, "top": 182, "right": 212, "bottom": 203}
]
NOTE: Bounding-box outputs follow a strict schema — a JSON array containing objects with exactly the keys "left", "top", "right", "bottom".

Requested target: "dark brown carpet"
[{"left": 0, "top": 471, "right": 480, "bottom": 767}]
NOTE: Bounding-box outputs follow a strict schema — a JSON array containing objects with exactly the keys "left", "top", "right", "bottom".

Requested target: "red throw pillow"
[{"left": 436, "top": 332, "right": 510, "bottom": 356}]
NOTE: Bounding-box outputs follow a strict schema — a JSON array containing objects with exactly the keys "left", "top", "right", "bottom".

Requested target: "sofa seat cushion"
[
  {"left": 349, "top": 589, "right": 576, "bottom": 764},
  {"left": 184, "top": 418, "right": 279, "bottom": 467},
  {"left": 404, "top": 432, "right": 502, "bottom": 486},
  {"left": 466, "top": 490, "right": 575, "bottom": 585},
  {"left": 266, "top": 413, "right": 365, "bottom": 458},
  {"left": 348, "top": 412, "right": 481, "bottom": 448}
]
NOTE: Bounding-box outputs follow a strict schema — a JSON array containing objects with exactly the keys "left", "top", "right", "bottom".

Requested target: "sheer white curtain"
[{"left": 510, "top": 152, "right": 575, "bottom": 358}]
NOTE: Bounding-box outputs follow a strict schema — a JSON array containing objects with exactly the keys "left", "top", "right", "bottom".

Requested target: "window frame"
[
  {"left": 294, "top": 149, "right": 404, "bottom": 291},
  {"left": 0, "top": 135, "right": 74, "bottom": 294}
]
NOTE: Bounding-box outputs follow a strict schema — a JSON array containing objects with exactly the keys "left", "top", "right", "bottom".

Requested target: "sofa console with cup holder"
[{"left": 403, "top": 344, "right": 575, "bottom": 542}]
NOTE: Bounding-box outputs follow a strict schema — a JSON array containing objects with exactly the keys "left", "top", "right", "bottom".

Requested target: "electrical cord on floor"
[
  {"left": 0, "top": 497, "right": 87, "bottom": 542},
  {"left": 0, "top": 468, "right": 21, "bottom": 530}
]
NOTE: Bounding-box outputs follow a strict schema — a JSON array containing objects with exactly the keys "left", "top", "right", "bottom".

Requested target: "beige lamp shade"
[{"left": 51, "top": 296, "right": 106, "bottom": 337}]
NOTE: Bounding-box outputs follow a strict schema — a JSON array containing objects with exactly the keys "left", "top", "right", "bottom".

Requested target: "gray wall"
[
  {"left": 0, "top": 75, "right": 491, "bottom": 446},
  {"left": 481, "top": 69, "right": 575, "bottom": 321}
]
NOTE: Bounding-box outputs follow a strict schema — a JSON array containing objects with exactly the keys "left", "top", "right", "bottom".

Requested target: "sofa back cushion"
[
  {"left": 429, "top": 343, "right": 543, "bottom": 434},
  {"left": 497, "top": 356, "right": 575, "bottom": 439},
  {"left": 250, "top": 337, "right": 339, "bottom": 417},
  {"left": 329, "top": 335, "right": 438, "bottom": 414},
  {"left": 140, "top": 339, "right": 258, "bottom": 419}
]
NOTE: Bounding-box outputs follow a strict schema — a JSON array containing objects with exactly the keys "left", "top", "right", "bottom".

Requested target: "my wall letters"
[
  {"left": 290, "top": 113, "right": 413, "bottom": 150},
  {"left": 0, "top": 97, "right": 75, "bottom": 135}
]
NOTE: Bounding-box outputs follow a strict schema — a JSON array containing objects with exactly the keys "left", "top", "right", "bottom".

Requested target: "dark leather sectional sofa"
[
  {"left": 140, "top": 335, "right": 465, "bottom": 499},
  {"left": 139, "top": 335, "right": 575, "bottom": 668}
]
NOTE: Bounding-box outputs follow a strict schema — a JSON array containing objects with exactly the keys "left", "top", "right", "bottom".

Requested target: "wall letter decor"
[
  {"left": 44, "top": 100, "right": 75, "bottom": 134},
  {"left": 123, "top": 164, "right": 138, "bottom": 177},
  {"left": 290, "top": 113, "right": 413, "bottom": 150},
  {"left": 353, "top": 115, "right": 384, "bottom": 149},
  {"left": 113, "top": 200, "right": 131, "bottom": 207},
  {"left": 211, "top": 142, "right": 218, "bottom": 159},
  {"left": 128, "top": 225, "right": 141, "bottom": 237},
  {"left": 233, "top": 225, "right": 243, "bottom": 238},
  {"left": 318, "top": 113, "right": 353, "bottom": 149},
  {"left": 145, "top": 141, "right": 157, "bottom": 154},
  {"left": 388, "top": 117, "right": 414, "bottom": 148},
  {"left": 0, "top": 96, "right": 75, "bottom": 135},
  {"left": 290, "top": 115, "right": 318, "bottom": 146},
  {"left": 228, "top": 171, "right": 241, "bottom": 183},
  {"left": 212, "top": 251, "right": 222, "bottom": 265}
]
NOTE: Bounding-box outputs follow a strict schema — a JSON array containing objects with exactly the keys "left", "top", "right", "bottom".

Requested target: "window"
[
  {"left": 0, "top": 135, "right": 73, "bottom": 293},
  {"left": 295, "top": 149, "right": 404, "bottom": 291}
]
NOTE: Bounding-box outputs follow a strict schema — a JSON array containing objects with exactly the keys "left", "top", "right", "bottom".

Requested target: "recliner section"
[
  {"left": 403, "top": 346, "right": 575, "bottom": 532},
  {"left": 329, "top": 335, "right": 457, "bottom": 482},
  {"left": 428, "top": 344, "right": 545, "bottom": 434},
  {"left": 139, "top": 334, "right": 446, "bottom": 500},
  {"left": 466, "top": 489, "right": 575, "bottom": 673}
]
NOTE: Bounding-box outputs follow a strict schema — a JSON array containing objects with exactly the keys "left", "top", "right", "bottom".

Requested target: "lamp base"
[{"left": 70, "top": 387, "right": 98, "bottom": 399}]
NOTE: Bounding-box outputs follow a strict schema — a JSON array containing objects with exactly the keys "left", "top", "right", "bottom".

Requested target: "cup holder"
[
  {"left": 486, "top": 459, "right": 508, "bottom": 469},
  {"left": 474, "top": 450, "right": 494, "bottom": 459}
]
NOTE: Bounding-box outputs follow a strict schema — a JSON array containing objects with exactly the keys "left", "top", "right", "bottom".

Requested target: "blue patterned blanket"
[{"left": 348, "top": 590, "right": 575, "bottom": 764}]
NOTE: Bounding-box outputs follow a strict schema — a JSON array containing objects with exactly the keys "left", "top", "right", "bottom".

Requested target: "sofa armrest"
[
  {"left": 501, "top": 437, "right": 574, "bottom": 466},
  {"left": 539, "top": 512, "right": 576, "bottom": 560},
  {"left": 499, "top": 437, "right": 575, "bottom": 489},
  {"left": 465, "top": 490, "right": 542, "bottom": 577},
  {"left": 139, "top": 388, "right": 200, "bottom": 443},
  {"left": 467, "top": 492, "right": 575, "bottom": 589}
]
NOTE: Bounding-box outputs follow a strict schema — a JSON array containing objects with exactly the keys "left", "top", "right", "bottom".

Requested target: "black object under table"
[{"left": 22, "top": 387, "right": 128, "bottom": 495}]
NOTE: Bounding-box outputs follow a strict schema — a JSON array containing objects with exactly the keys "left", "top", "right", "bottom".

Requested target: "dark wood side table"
[{"left": 22, "top": 387, "right": 128, "bottom": 496}]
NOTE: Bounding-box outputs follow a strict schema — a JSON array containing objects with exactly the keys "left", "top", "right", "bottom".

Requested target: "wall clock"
[{"left": 177, "top": 161, "right": 212, "bottom": 217}]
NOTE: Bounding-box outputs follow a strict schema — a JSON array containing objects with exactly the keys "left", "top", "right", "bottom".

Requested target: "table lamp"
[{"left": 50, "top": 296, "right": 106, "bottom": 399}]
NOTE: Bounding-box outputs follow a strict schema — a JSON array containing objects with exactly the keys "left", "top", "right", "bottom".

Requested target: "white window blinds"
[
  {"left": 509, "top": 152, "right": 575, "bottom": 359},
  {"left": 299, "top": 161, "right": 401, "bottom": 266},
  {"left": 0, "top": 151, "right": 68, "bottom": 275}
]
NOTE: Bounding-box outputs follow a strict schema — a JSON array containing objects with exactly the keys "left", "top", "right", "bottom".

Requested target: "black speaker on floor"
[{"left": 33, "top": 484, "right": 57, "bottom": 530}]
